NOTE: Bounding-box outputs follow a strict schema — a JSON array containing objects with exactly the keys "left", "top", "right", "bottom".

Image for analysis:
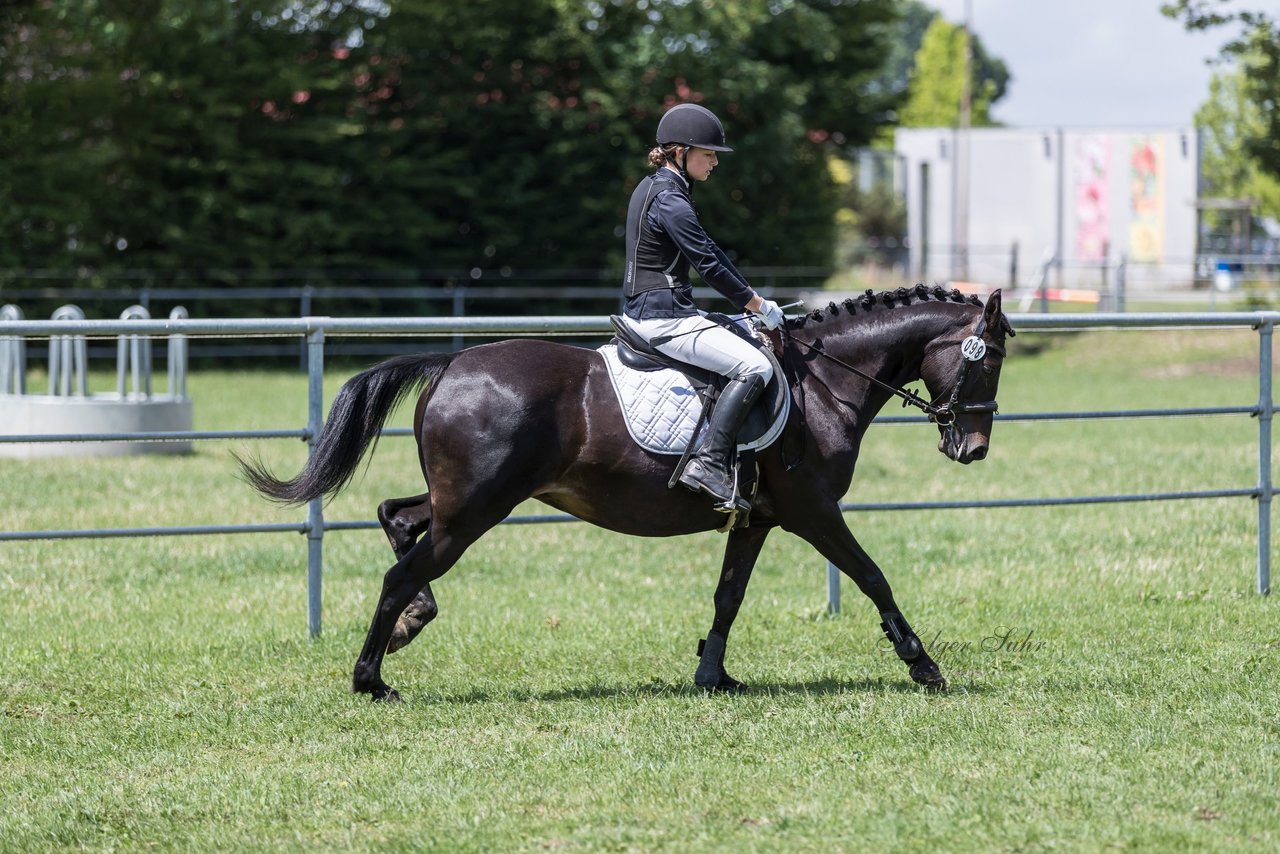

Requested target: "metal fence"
[{"left": 0, "top": 312, "right": 1275, "bottom": 635}]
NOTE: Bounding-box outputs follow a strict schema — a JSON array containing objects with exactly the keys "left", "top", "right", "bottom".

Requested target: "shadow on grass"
[{"left": 398, "top": 674, "right": 990, "bottom": 705}]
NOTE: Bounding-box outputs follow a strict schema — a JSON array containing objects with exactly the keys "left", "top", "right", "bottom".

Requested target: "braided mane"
[{"left": 785, "top": 284, "right": 983, "bottom": 331}]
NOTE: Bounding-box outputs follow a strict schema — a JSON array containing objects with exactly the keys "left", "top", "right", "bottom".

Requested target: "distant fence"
[
  {"left": 0, "top": 277, "right": 818, "bottom": 361},
  {"left": 0, "top": 312, "right": 1275, "bottom": 635}
]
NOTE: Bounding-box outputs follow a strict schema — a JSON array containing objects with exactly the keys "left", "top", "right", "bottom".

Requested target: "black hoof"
[
  {"left": 696, "top": 674, "right": 747, "bottom": 694},
  {"left": 909, "top": 662, "right": 948, "bottom": 693},
  {"left": 370, "top": 686, "right": 402, "bottom": 704}
]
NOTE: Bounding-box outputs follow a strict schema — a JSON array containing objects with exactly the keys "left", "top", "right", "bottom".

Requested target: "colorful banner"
[
  {"left": 1074, "top": 136, "right": 1110, "bottom": 262},
  {"left": 1128, "top": 136, "right": 1165, "bottom": 263}
]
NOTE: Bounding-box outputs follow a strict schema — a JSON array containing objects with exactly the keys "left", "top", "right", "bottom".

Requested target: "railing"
[{"left": 0, "top": 313, "right": 1275, "bottom": 635}]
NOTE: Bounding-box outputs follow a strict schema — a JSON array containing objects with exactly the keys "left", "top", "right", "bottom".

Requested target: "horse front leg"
[
  {"left": 695, "top": 525, "right": 770, "bottom": 693},
  {"left": 792, "top": 510, "right": 947, "bottom": 691}
]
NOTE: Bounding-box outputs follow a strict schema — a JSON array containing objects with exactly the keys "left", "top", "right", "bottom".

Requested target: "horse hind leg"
[
  {"left": 376, "top": 494, "right": 440, "bottom": 655},
  {"left": 378, "top": 493, "right": 432, "bottom": 560},
  {"left": 353, "top": 493, "right": 523, "bottom": 701}
]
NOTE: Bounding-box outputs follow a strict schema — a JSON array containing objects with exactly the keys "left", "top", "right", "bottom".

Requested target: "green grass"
[{"left": 2, "top": 327, "right": 1278, "bottom": 851}]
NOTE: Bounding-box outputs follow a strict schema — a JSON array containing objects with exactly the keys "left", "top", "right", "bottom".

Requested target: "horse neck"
[{"left": 794, "top": 303, "right": 973, "bottom": 417}]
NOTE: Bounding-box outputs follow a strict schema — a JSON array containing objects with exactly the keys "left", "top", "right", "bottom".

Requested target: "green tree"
[
  {"left": 898, "top": 13, "right": 998, "bottom": 128},
  {"left": 0, "top": 0, "right": 370, "bottom": 279},
  {"left": 1164, "top": 2, "right": 1280, "bottom": 181},
  {"left": 1195, "top": 61, "right": 1280, "bottom": 226},
  {"left": 0, "top": 0, "right": 906, "bottom": 293},
  {"left": 880, "top": 1, "right": 1008, "bottom": 128}
]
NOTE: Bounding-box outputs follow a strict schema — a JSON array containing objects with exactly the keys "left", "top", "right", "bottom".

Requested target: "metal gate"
[{"left": 1, "top": 312, "right": 1275, "bottom": 635}]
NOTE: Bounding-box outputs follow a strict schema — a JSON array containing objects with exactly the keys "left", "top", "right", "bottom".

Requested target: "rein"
[{"left": 781, "top": 313, "right": 1004, "bottom": 426}]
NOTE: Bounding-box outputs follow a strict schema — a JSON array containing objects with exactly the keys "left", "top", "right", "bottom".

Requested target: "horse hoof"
[
  {"left": 387, "top": 625, "right": 410, "bottom": 655},
  {"left": 909, "top": 663, "right": 948, "bottom": 693},
  {"left": 371, "top": 686, "right": 402, "bottom": 704},
  {"left": 696, "top": 675, "right": 747, "bottom": 694}
]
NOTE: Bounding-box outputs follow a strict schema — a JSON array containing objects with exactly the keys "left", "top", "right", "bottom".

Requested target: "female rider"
[{"left": 620, "top": 103, "right": 784, "bottom": 514}]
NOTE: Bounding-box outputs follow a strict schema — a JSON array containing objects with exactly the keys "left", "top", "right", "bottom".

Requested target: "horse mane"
[{"left": 786, "top": 284, "right": 1013, "bottom": 337}]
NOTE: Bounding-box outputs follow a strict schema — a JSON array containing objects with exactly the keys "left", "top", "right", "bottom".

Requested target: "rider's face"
[{"left": 683, "top": 147, "right": 718, "bottom": 181}]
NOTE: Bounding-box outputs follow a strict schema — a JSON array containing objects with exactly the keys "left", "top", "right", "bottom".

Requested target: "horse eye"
[{"left": 982, "top": 366, "right": 994, "bottom": 377}]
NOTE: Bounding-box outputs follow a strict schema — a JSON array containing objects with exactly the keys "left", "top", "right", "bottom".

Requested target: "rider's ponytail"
[{"left": 648, "top": 143, "right": 681, "bottom": 169}]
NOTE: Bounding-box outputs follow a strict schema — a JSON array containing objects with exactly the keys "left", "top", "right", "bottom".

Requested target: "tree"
[
  {"left": 897, "top": 12, "right": 1002, "bottom": 129},
  {"left": 880, "top": 1, "right": 1008, "bottom": 129},
  {"left": 1195, "top": 62, "right": 1280, "bottom": 226},
  {"left": 0, "top": 0, "right": 906, "bottom": 292},
  {"left": 1164, "top": 2, "right": 1280, "bottom": 181}
]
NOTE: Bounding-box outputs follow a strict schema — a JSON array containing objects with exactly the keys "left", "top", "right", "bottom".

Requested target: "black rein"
[{"left": 781, "top": 314, "right": 1004, "bottom": 426}]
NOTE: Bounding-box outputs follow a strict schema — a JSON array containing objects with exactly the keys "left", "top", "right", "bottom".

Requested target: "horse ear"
[
  {"left": 983, "top": 288, "right": 1002, "bottom": 327},
  {"left": 983, "top": 288, "right": 1015, "bottom": 337}
]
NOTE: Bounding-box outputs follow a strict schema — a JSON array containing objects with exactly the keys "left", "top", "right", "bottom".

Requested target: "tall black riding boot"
[{"left": 678, "top": 373, "right": 764, "bottom": 512}]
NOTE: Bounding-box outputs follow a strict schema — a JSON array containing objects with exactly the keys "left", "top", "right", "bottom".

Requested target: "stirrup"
[{"left": 714, "top": 494, "right": 751, "bottom": 515}]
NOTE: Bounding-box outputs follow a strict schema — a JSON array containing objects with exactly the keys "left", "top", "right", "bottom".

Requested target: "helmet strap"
[{"left": 661, "top": 145, "right": 692, "bottom": 185}]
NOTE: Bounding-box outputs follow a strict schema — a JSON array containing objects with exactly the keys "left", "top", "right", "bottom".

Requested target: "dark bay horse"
[{"left": 240, "top": 285, "right": 1014, "bottom": 702}]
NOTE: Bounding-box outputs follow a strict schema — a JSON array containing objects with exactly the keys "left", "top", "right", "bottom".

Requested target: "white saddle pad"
[{"left": 598, "top": 344, "right": 787, "bottom": 456}]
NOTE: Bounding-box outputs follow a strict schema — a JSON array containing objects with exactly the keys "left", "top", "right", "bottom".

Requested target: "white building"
[{"left": 894, "top": 127, "right": 1199, "bottom": 291}]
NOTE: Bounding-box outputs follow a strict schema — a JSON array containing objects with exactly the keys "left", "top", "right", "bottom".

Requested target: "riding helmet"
[{"left": 656, "top": 103, "right": 733, "bottom": 152}]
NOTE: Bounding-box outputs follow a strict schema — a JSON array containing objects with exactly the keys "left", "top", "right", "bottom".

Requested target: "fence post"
[
  {"left": 1258, "top": 317, "right": 1273, "bottom": 595},
  {"left": 306, "top": 324, "right": 326, "bottom": 635},
  {"left": 1009, "top": 240, "right": 1019, "bottom": 291},
  {"left": 299, "top": 285, "right": 314, "bottom": 372},
  {"left": 1116, "top": 253, "right": 1127, "bottom": 313},
  {"left": 452, "top": 285, "right": 467, "bottom": 352},
  {"left": 827, "top": 561, "right": 841, "bottom": 615},
  {"left": 1099, "top": 241, "right": 1110, "bottom": 312}
]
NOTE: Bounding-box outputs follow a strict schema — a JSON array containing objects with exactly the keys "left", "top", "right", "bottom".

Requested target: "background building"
[{"left": 895, "top": 127, "right": 1199, "bottom": 291}]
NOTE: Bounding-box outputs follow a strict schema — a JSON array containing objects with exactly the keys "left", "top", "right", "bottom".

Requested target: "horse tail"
[{"left": 236, "top": 353, "right": 456, "bottom": 506}]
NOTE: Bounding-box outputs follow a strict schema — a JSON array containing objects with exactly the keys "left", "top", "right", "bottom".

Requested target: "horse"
[{"left": 239, "top": 285, "right": 1014, "bottom": 702}]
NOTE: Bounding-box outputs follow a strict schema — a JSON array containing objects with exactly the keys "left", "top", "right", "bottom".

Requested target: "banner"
[
  {"left": 1074, "top": 135, "right": 1110, "bottom": 262},
  {"left": 1128, "top": 137, "right": 1165, "bottom": 263}
]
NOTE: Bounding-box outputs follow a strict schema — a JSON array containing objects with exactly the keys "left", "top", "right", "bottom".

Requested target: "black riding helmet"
[
  {"left": 656, "top": 103, "right": 733, "bottom": 152},
  {"left": 656, "top": 103, "right": 732, "bottom": 183}
]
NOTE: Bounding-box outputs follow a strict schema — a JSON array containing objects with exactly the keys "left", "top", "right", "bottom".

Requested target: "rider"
[{"left": 620, "top": 103, "right": 785, "bottom": 514}]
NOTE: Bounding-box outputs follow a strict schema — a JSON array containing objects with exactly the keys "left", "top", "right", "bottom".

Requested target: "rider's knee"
[{"left": 736, "top": 359, "right": 772, "bottom": 385}]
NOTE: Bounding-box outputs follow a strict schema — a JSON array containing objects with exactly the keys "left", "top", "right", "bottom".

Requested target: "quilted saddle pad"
[{"left": 598, "top": 343, "right": 789, "bottom": 456}]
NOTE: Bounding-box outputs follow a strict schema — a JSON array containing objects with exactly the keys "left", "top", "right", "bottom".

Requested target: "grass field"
[{"left": 2, "top": 325, "right": 1278, "bottom": 851}]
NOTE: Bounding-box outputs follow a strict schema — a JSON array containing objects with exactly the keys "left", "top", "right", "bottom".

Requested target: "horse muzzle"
[{"left": 938, "top": 422, "right": 989, "bottom": 465}]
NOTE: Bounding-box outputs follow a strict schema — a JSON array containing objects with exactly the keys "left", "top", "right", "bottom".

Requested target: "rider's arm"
[{"left": 652, "top": 193, "right": 756, "bottom": 310}]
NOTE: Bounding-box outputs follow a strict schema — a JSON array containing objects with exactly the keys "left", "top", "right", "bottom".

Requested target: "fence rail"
[{"left": 1, "top": 312, "right": 1275, "bottom": 632}]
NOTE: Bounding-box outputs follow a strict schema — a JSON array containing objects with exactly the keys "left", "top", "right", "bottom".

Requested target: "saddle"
[{"left": 601, "top": 315, "right": 791, "bottom": 530}]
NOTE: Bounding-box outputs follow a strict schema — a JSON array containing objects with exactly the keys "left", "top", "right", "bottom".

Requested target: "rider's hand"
[{"left": 756, "top": 298, "right": 785, "bottom": 330}]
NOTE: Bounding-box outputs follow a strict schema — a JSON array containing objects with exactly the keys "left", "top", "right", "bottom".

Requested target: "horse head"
[{"left": 919, "top": 288, "right": 1015, "bottom": 465}]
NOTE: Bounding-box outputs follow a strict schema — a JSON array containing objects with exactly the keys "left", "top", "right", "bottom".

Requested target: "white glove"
[{"left": 756, "top": 298, "right": 784, "bottom": 330}]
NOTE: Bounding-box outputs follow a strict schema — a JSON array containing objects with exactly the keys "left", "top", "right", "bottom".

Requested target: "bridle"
[
  {"left": 927, "top": 312, "right": 1004, "bottom": 427},
  {"left": 782, "top": 312, "right": 1004, "bottom": 427}
]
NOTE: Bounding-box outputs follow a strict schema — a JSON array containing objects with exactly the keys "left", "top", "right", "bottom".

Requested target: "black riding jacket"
[{"left": 622, "top": 169, "right": 754, "bottom": 321}]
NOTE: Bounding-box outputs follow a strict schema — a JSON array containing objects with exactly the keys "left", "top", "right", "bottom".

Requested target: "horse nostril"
[{"left": 969, "top": 445, "right": 987, "bottom": 461}]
